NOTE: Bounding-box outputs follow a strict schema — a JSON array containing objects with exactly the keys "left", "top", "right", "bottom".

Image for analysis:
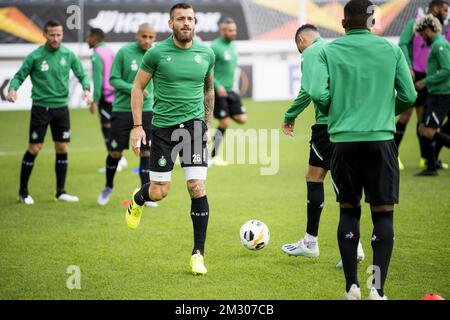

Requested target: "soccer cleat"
[
  {"left": 415, "top": 169, "right": 438, "bottom": 177},
  {"left": 419, "top": 157, "right": 426, "bottom": 169},
  {"left": 368, "top": 287, "right": 388, "bottom": 300},
  {"left": 211, "top": 156, "right": 229, "bottom": 167},
  {"left": 336, "top": 242, "right": 365, "bottom": 269},
  {"left": 281, "top": 238, "right": 319, "bottom": 258},
  {"left": 56, "top": 193, "right": 79, "bottom": 202},
  {"left": 190, "top": 250, "right": 207, "bottom": 275},
  {"left": 125, "top": 188, "right": 143, "bottom": 230},
  {"left": 117, "top": 156, "right": 128, "bottom": 172},
  {"left": 19, "top": 194, "right": 35, "bottom": 205},
  {"left": 144, "top": 201, "right": 159, "bottom": 208},
  {"left": 398, "top": 157, "right": 405, "bottom": 170},
  {"left": 97, "top": 187, "right": 113, "bottom": 206},
  {"left": 437, "top": 160, "right": 449, "bottom": 170},
  {"left": 345, "top": 284, "right": 361, "bottom": 300}
]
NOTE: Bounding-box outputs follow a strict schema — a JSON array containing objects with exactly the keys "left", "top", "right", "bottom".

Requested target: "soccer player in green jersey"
[
  {"left": 126, "top": 3, "right": 215, "bottom": 276},
  {"left": 96, "top": 24, "right": 158, "bottom": 208},
  {"left": 280, "top": 24, "right": 365, "bottom": 266},
  {"left": 6, "top": 20, "right": 91, "bottom": 205},
  {"left": 414, "top": 15, "right": 450, "bottom": 176},
  {"left": 310, "top": 0, "right": 416, "bottom": 300},
  {"left": 209, "top": 18, "right": 247, "bottom": 166}
]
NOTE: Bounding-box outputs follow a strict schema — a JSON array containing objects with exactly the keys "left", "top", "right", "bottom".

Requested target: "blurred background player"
[
  {"left": 209, "top": 17, "right": 247, "bottom": 166},
  {"left": 6, "top": 20, "right": 91, "bottom": 204},
  {"left": 127, "top": 3, "right": 215, "bottom": 276},
  {"left": 310, "top": 0, "right": 416, "bottom": 300},
  {"left": 96, "top": 24, "right": 157, "bottom": 207},
  {"left": 280, "top": 24, "right": 365, "bottom": 265},
  {"left": 87, "top": 28, "right": 128, "bottom": 172},
  {"left": 397, "top": 0, "right": 449, "bottom": 170},
  {"left": 415, "top": 15, "right": 450, "bottom": 176}
]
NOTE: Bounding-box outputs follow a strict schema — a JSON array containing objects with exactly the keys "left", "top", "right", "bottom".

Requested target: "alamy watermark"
[{"left": 66, "top": 265, "right": 81, "bottom": 290}]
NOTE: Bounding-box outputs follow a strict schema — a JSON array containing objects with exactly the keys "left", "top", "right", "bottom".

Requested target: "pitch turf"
[{"left": 0, "top": 100, "right": 448, "bottom": 300}]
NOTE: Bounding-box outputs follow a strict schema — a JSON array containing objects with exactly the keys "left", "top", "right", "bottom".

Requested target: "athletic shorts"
[
  {"left": 414, "top": 72, "right": 428, "bottom": 107},
  {"left": 29, "top": 105, "right": 70, "bottom": 144},
  {"left": 214, "top": 91, "right": 245, "bottom": 119},
  {"left": 150, "top": 119, "right": 208, "bottom": 182},
  {"left": 331, "top": 140, "right": 399, "bottom": 206},
  {"left": 109, "top": 111, "right": 152, "bottom": 152},
  {"left": 422, "top": 94, "right": 450, "bottom": 129},
  {"left": 98, "top": 97, "right": 113, "bottom": 125},
  {"left": 309, "top": 124, "right": 332, "bottom": 170}
]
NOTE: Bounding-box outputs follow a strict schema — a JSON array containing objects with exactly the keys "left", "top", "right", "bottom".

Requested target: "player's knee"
[
  {"left": 371, "top": 205, "right": 394, "bottom": 212},
  {"left": 55, "top": 143, "right": 68, "bottom": 154},
  {"left": 140, "top": 150, "right": 150, "bottom": 158},
  {"left": 109, "top": 151, "right": 122, "bottom": 159},
  {"left": 219, "top": 118, "right": 230, "bottom": 129},
  {"left": 233, "top": 114, "right": 247, "bottom": 124},
  {"left": 28, "top": 144, "right": 43, "bottom": 155},
  {"left": 187, "top": 180, "right": 206, "bottom": 199},
  {"left": 340, "top": 202, "right": 360, "bottom": 209},
  {"left": 150, "top": 183, "right": 169, "bottom": 201},
  {"left": 305, "top": 173, "right": 325, "bottom": 183},
  {"left": 102, "top": 123, "right": 111, "bottom": 129}
]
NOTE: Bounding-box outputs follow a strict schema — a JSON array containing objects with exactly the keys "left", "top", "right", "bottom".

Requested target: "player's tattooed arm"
[{"left": 204, "top": 72, "right": 215, "bottom": 129}]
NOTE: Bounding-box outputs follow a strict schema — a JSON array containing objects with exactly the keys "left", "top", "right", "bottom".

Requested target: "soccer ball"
[{"left": 240, "top": 220, "right": 270, "bottom": 250}]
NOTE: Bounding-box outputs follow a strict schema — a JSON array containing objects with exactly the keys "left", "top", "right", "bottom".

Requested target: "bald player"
[{"left": 96, "top": 24, "right": 157, "bottom": 207}]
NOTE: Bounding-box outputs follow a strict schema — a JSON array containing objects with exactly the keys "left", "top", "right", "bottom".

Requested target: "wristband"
[{"left": 133, "top": 124, "right": 142, "bottom": 128}]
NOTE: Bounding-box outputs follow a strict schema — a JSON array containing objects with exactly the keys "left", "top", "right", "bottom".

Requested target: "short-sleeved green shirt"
[{"left": 141, "top": 36, "right": 215, "bottom": 128}]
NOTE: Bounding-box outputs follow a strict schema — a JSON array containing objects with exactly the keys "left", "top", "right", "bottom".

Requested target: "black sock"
[
  {"left": 371, "top": 211, "right": 394, "bottom": 297},
  {"left": 423, "top": 139, "right": 437, "bottom": 171},
  {"left": 133, "top": 183, "right": 152, "bottom": 206},
  {"left": 139, "top": 156, "right": 150, "bottom": 186},
  {"left": 394, "top": 122, "right": 407, "bottom": 148},
  {"left": 101, "top": 126, "right": 111, "bottom": 151},
  {"left": 416, "top": 122, "right": 427, "bottom": 159},
  {"left": 20, "top": 151, "right": 37, "bottom": 196},
  {"left": 434, "top": 131, "right": 450, "bottom": 148},
  {"left": 337, "top": 206, "right": 361, "bottom": 292},
  {"left": 106, "top": 155, "right": 120, "bottom": 189},
  {"left": 55, "top": 153, "right": 68, "bottom": 197},
  {"left": 306, "top": 182, "right": 324, "bottom": 237},
  {"left": 211, "top": 127, "right": 226, "bottom": 158},
  {"left": 191, "top": 196, "right": 209, "bottom": 255},
  {"left": 435, "top": 121, "right": 450, "bottom": 157}
]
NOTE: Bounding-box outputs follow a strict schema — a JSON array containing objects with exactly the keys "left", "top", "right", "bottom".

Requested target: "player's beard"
[{"left": 173, "top": 27, "right": 194, "bottom": 43}]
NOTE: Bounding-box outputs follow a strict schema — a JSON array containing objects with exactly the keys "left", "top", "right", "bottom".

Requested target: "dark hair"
[
  {"left": 344, "top": 0, "right": 374, "bottom": 18},
  {"left": 169, "top": 3, "right": 194, "bottom": 18},
  {"left": 89, "top": 28, "right": 105, "bottom": 40},
  {"left": 295, "top": 24, "right": 318, "bottom": 40},
  {"left": 43, "top": 20, "right": 62, "bottom": 33},
  {"left": 429, "top": 0, "right": 449, "bottom": 9},
  {"left": 414, "top": 14, "right": 443, "bottom": 33},
  {"left": 220, "top": 17, "right": 236, "bottom": 25}
]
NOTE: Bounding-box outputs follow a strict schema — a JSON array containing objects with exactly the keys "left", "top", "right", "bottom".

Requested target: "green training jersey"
[
  {"left": 9, "top": 44, "right": 90, "bottom": 108},
  {"left": 91, "top": 42, "right": 106, "bottom": 103},
  {"left": 211, "top": 36, "right": 238, "bottom": 92},
  {"left": 423, "top": 34, "right": 450, "bottom": 95},
  {"left": 284, "top": 37, "right": 327, "bottom": 125},
  {"left": 309, "top": 29, "right": 417, "bottom": 143},
  {"left": 141, "top": 36, "right": 215, "bottom": 128},
  {"left": 110, "top": 42, "right": 153, "bottom": 112}
]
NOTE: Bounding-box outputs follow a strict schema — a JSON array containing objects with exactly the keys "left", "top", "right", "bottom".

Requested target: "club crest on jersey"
[
  {"left": 165, "top": 57, "right": 173, "bottom": 63},
  {"left": 158, "top": 156, "right": 167, "bottom": 167},
  {"left": 60, "top": 57, "right": 67, "bottom": 66},
  {"left": 110, "top": 139, "right": 118, "bottom": 149},
  {"left": 31, "top": 131, "right": 39, "bottom": 140},
  {"left": 224, "top": 51, "right": 231, "bottom": 61},
  {"left": 194, "top": 54, "right": 203, "bottom": 64},
  {"left": 131, "top": 60, "right": 138, "bottom": 71},
  {"left": 40, "top": 61, "right": 49, "bottom": 72}
]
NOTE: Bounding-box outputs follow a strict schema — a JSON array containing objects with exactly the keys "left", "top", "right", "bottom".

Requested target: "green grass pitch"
[{"left": 0, "top": 100, "right": 449, "bottom": 300}]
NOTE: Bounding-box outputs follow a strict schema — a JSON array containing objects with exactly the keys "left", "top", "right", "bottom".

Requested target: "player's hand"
[
  {"left": 6, "top": 90, "right": 17, "bottom": 103},
  {"left": 282, "top": 122, "right": 295, "bottom": 137},
  {"left": 410, "top": 68, "right": 416, "bottom": 82},
  {"left": 83, "top": 90, "right": 93, "bottom": 106},
  {"left": 143, "top": 89, "right": 149, "bottom": 97},
  {"left": 415, "top": 81, "right": 426, "bottom": 90},
  {"left": 89, "top": 102, "right": 97, "bottom": 114},
  {"left": 217, "top": 87, "right": 228, "bottom": 98},
  {"left": 131, "top": 126, "right": 147, "bottom": 156}
]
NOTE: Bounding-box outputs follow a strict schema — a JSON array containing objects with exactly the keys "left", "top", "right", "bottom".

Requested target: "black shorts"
[
  {"left": 415, "top": 71, "right": 428, "bottom": 107},
  {"left": 98, "top": 97, "right": 113, "bottom": 125},
  {"left": 214, "top": 91, "right": 245, "bottom": 119},
  {"left": 150, "top": 119, "right": 208, "bottom": 172},
  {"left": 331, "top": 140, "right": 399, "bottom": 206},
  {"left": 29, "top": 105, "right": 70, "bottom": 144},
  {"left": 422, "top": 94, "right": 450, "bottom": 129},
  {"left": 309, "top": 124, "right": 332, "bottom": 170},
  {"left": 109, "top": 111, "right": 152, "bottom": 152}
]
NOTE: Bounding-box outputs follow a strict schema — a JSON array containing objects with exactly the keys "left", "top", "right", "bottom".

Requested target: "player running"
[
  {"left": 7, "top": 20, "right": 91, "bottom": 204},
  {"left": 415, "top": 15, "right": 450, "bottom": 176},
  {"left": 126, "top": 3, "right": 215, "bottom": 276},
  {"left": 396, "top": 0, "right": 449, "bottom": 170},
  {"left": 209, "top": 18, "right": 247, "bottom": 166},
  {"left": 96, "top": 24, "right": 158, "bottom": 207},
  {"left": 310, "top": 0, "right": 417, "bottom": 300},
  {"left": 280, "top": 25, "right": 365, "bottom": 265}
]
